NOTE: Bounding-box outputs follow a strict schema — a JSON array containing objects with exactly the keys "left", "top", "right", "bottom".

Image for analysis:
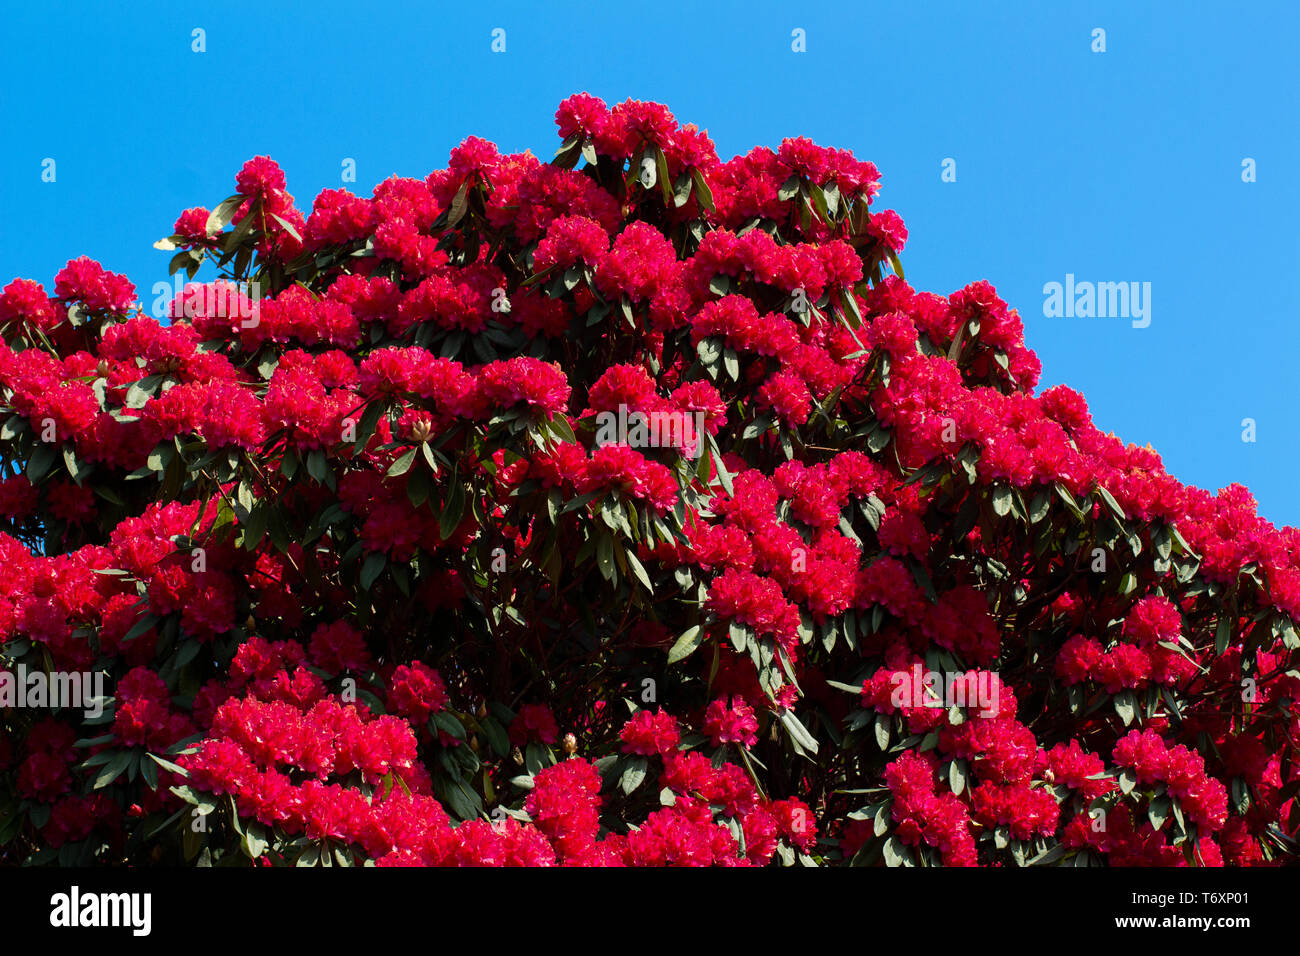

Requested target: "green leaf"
[
  {"left": 122, "top": 612, "right": 158, "bottom": 644},
  {"left": 243, "top": 823, "right": 268, "bottom": 859},
  {"left": 141, "top": 805, "right": 188, "bottom": 841},
  {"left": 0, "top": 415, "right": 25, "bottom": 440},
  {"left": 140, "top": 754, "right": 158, "bottom": 790},
  {"left": 948, "top": 759, "right": 967, "bottom": 797},
  {"left": 28, "top": 442, "right": 58, "bottom": 483},
  {"left": 653, "top": 145, "right": 672, "bottom": 205},
  {"left": 387, "top": 447, "right": 418, "bottom": 478},
  {"left": 447, "top": 181, "right": 470, "bottom": 228},
  {"left": 887, "top": 250, "right": 905, "bottom": 281},
  {"left": 696, "top": 336, "right": 722, "bottom": 365},
  {"left": 824, "top": 679, "right": 862, "bottom": 695},
  {"left": 440, "top": 478, "right": 465, "bottom": 541},
  {"left": 808, "top": 182, "right": 829, "bottom": 221},
  {"left": 360, "top": 552, "right": 386, "bottom": 590},
  {"left": 822, "top": 182, "right": 841, "bottom": 219},
  {"left": 93, "top": 750, "right": 132, "bottom": 789},
  {"left": 843, "top": 803, "right": 876, "bottom": 843},
  {"left": 1148, "top": 795, "right": 1172, "bottom": 830},
  {"left": 1055, "top": 482, "right": 1086, "bottom": 520},
  {"left": 596, "top": 532, "right": 616, "bottom": 583},
  {"left": 727, "top": 620, "right": 751, "bottom": 654},
  {"left": 169, "top": 784, "right": 200, "bottom": 806},
  {"left": 1215, "top": 616, "right": 1232, "bottom": 655},
  {"left": 1113, "top": 690, "right": 1136, "bottom": 726},
  {"left": 270, "top": 213, "right": 302, "bottom": 243},
  {"left": 241, "top": 502, "right": 269, "bottom": 550},
  {"left": 306, "top": 449, "right": 328, "bottom": 483},
  {"left": 62, "top": 445, "right": 89, "bottom": 484},
  {"left": 1118, "top": 768, "right": 1137, "bottom": 795},
  {"left": 741, "top": 415, "right": 772, "bottom": 440},
  {"left": 1028, "top": 842, "right": 1068, "bottom": 866},
  {"left": 874, "top": 714, "right": 891, "bottom": 750},
  {"left": 224, "top": 199, "right": 261, "bottom": 252},
  {"left": 431, "top": 711, "right": 467, "bottom": 741},
  {"left": 712, "top": 444, "right": 734, "bottom": 496},
  {"left": 406, "top": 464, "right": 431, "bottom": 507},
  {"left": 690, "top": 168, "right": 714, "bottom": 212},
  {"left": 205, "top": 195, "right": 243, "bottom": 235},
  {"left": 883, "top": 836, "right": 909, "bottom": 867},
  {"left": 1096, "top": 485, "right": 1127, "bottom": 521},
  {"left": 1230, "top": 777, "right": 1250, "bottom": 815},
  {"left": 723, "top": 347, "right": 740, "bottom": 381},
  {"left": 667, "top": 625, "right": 703, "bottom": 664},
  {"left": 779, "top": 710, "right": 819, "bottom": 755},
  {"left": 552, "top": 133, "right": 579, "bottom": 166},
  {"left": 480, "top": 716, "right": 510, "bottom": 758},
  {"left": 167, "top": 248, "right": 193, "bottom": 277},
  {"left": 991, "top": 485, "right": 1013, "bottom": 517},
  {"left": 672, "top": 172, "right": 693, "bottom": 207},
  {"left": 1152, "top": 524, "right": 1172, "bottom": 562},
  {"left": 620, "top": 756, "right": 648, "bottom": 795},
  {"left": 351, "top": 400, "right": 386, "bottom": 454},
  {"left": 546, "top": 413, "right": 577, "bottom": 445},
  {"left": 295, "top": 845, "right": 319, "bottom": 867},
  {"left": 147, "top": 753, "right": 189, "bottom": 777},
  {"left": 624, "top": 546, "right": 654, "bottom": 594}
]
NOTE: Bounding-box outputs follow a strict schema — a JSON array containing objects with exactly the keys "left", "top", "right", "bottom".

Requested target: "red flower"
[
  {"left": 54, "top": 257, "right": 135, "bottom": 314},
  {"left": 510, "top": 704, "right": 559, "bottom": 747},
  {"left": 386, "top": 662, "right": 450, "bottom": 725},
  {"left": 702, "top": 695, "right": 760, "bottom": 748},
  {"left": 308, "top": 621, "right": 372, "bottom": 674},
  {"left": 620, "top": 709, "right": 680, "bottom": 756},
  {"left": 235, "top": 156, "right": 288, "bottom": 199}
]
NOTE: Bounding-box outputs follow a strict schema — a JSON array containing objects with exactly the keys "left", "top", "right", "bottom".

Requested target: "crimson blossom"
[{"left": 0, "top": 94, "right": 1297, "bottom": 868}]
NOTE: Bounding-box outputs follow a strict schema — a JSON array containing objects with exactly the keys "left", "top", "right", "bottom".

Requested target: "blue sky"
[{"left": 2, "top": 0, "right": 1296, "bottom": 525}]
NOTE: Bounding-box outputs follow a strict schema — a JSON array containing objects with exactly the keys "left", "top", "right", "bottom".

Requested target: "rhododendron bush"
[{"left": 3, "top": 94, "right": 1299, "bottom": 868}]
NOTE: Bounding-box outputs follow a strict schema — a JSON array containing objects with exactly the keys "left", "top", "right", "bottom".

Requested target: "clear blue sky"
[{"left": 2, "top": 1, "right": 1297, "bottom": 525}]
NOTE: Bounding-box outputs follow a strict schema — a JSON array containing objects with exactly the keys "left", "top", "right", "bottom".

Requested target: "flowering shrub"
[{"left": 1, "top": 94, "right": 1298, "bottom": 867}]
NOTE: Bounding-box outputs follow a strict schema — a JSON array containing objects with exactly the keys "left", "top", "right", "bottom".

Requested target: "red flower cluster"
[{"left": 1, "top": 95, "right": 1296, "bottom": 869}]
